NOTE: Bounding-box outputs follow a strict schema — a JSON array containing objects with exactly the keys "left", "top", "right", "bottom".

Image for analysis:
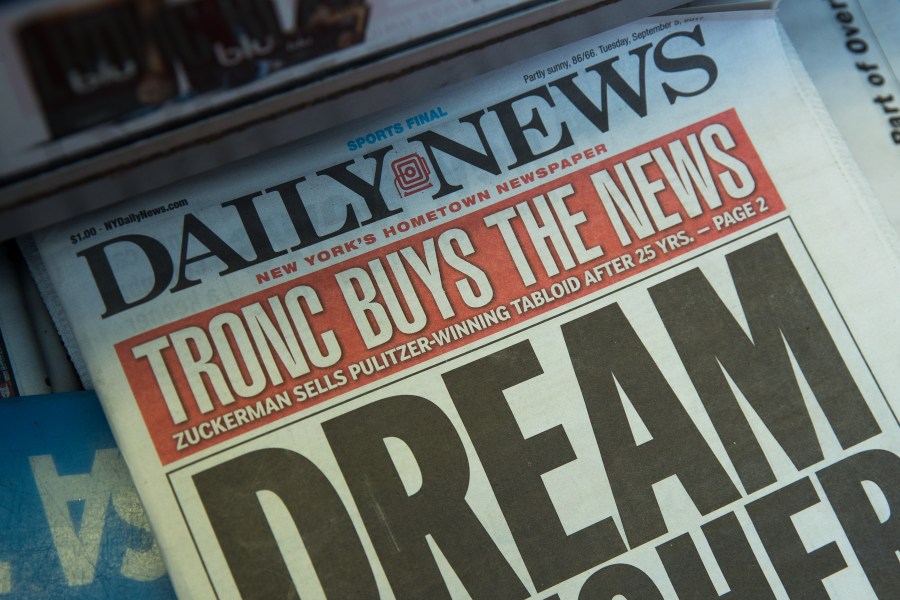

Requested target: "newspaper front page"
[{"left": 29, "top": 10, "right": 900, "bottom": 599}]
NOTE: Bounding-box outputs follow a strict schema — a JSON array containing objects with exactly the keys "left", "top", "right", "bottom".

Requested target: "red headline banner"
[{"left": 117, "top": 109, "right": 786, "bottom": 464}]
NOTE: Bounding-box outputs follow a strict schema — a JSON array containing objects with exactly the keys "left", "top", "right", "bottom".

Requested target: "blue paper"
[{"left": 0, "top": 391, "right": 176, "bottom": 598}]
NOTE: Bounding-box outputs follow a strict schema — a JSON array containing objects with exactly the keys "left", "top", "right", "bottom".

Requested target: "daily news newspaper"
[{"left": 27, "top": 10, "right": 900, "bottom": 599}]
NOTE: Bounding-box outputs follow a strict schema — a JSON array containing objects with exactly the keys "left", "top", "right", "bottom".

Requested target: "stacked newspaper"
[
  {"left": 0, "top": 0, "right": 553, "bottom": 181},
  {"left": 0, "top": 241, "right": 79, "bottom": 397},
  {"left": 26, "top": 9, "right": 900, "bottom": 599}
]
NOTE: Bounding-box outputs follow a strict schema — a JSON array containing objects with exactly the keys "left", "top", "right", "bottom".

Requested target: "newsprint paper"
[{"left": 27, "top": 10, "right": 900, "bottom": 599}]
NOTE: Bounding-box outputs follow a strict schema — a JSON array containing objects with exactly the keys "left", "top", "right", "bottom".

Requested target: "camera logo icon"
[{"left": 391, "top": 153, "right": 433, "bottom": 197}]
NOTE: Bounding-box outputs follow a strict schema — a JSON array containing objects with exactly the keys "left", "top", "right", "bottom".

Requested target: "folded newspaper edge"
[
  {"left": 773, "top": 16, "right": 900, "bottom": 265},
  {"left": 27, "top": 10, "right": 900, "bottom": 599},
  {"left": 0, "top": 242, "right": 51, "bottom": 397},
  {"left": 20, "top": 235, "right": 94, "bottom": 390},
  {"left": 779, "top": 0, "right": 900, "bottom": 234}
]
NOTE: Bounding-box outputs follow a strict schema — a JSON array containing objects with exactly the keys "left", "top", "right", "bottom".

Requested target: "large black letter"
[
  {"left": 265, "top": 176, "right": 366, "bottom": 250},
  {"left": 578, "top": 564, "right": 663, "bottom": 600},
  {"left": 657, "top": 512, "right": 774, "bottom": 599},
  {"left": 650, "top": 234, "right": 879, "bottom": 493},
  {"left": 747, "top": 477, "right": 847, "bottom": 598},
  {"left": 170, "top": 214, "right": 259, "bottom": 292},
  {"left": 193, "top": 448, "right": 377, "bottom": 599},
  {"left": 653, "top": 25, "right": 718, "bottom": 104},
  {"left": 408, "top": 110, "right": 501, "bottom": 199},
  {"left": 323, "top": 395, "right": 526, "bottom": 599},
  {"left": 487, "top": 86, "right": 574, "bottom": 170},
  {"left": 315, "top": 145, "right": 402, "bottom": 228},
  {"left": 77, "top": 235, "right": 173, "bottom": 318},
  {"left": 562, "top": 303, "right": 740, "bottom": 548},
  {"left": 220, "top": 191, "right": 288, "bottom": 263},
  {"left": 550, "top": 44, "right": 651, "bottom": 133},
  {"left": 443, "top": 341, "right": 626, "bottom": 590},
  {"left": 819, "top": 449, "right": 900, "bottom": 598}
]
